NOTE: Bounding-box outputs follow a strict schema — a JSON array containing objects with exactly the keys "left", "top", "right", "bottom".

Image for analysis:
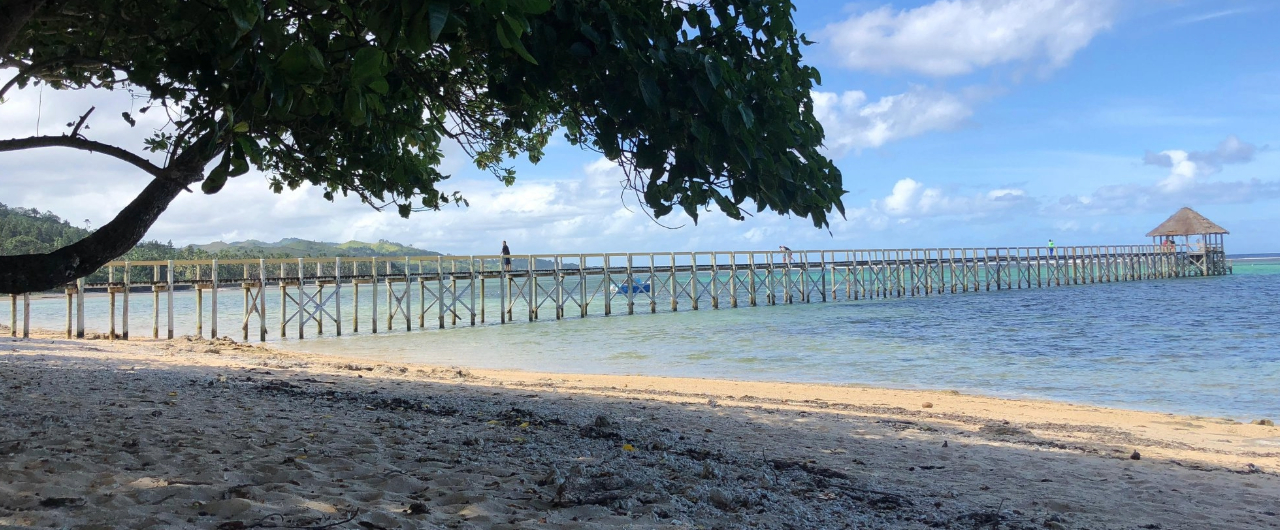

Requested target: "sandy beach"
[{"left": 1, "top": 328, "right": 1277, "bottom": 529}]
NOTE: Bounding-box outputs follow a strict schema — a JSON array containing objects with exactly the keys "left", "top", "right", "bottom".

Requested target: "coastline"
[{"left": 2, "top": 330, "right": 1277, "bottom": 529}]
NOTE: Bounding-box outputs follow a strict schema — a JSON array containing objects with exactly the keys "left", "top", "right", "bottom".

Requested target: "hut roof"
[{"left": 1145, "top": 207, "right": 1229, "bottom": 237}]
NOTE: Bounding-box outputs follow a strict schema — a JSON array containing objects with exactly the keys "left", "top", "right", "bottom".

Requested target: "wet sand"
[{"left": 1, "top": 330, "right": 1277, "bottom": 529}]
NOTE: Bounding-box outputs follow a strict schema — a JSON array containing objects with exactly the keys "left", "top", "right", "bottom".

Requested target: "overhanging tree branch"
[
  {"left": 0, "top": 134, "right": 179, "bottom": 184},
  {"left": 0, "top": 55, "right": 125, "bottom": 100}
]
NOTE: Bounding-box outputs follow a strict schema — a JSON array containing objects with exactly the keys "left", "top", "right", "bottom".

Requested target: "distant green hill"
[
  {"left": 0, "top": 203, "right": 92, "bottom": 255},
  {"left": 1, "top": 202, "right": 561, "bottom": 278},
  {"left": 194, "top": 238, "right": 444, "bottom": 258}
]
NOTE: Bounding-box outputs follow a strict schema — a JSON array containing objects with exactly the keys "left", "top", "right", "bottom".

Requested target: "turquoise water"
[{"left": 6, "top": 259, "right": 1278, "bottom": 418}]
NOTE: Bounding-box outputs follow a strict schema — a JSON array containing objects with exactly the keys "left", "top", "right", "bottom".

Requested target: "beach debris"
[
  {"left": 622, "top": 443, "right": 637, "bottom": 452},
  {"left": 1242, "top": 463, "right": 1262, "bottom": 474},
  {"left": 579, "top": 415, "right": 621, "bottom": 440},
  {"left": 1130, "top": 450, "right": 1141, "bottom": 460},
  {"left": 404, "top": 502, "right": 430, "bottom": 515},
  {"left": 700, "top": 462, "right": 718, "bottom": 479},
  {"left": 1251, "top": 419, "right": 1274, "bottom": 426},
  {"left": 942, "top": 440, "right": 949, "bottom": 448},
  {"left": 978, "top": 423, "right": 1029, "bottom": 438},
  {"left": 921, "top": 402, "right": 933, "bottom": 408},
  {"left": 707, "top": 488, "right": 734, "bottom": 510},
  {"left": 37, "top": 497, "right": 85, "bottom": 509},
  {"left": 539, "top": 467, "right": 564, "bottom": 487}
]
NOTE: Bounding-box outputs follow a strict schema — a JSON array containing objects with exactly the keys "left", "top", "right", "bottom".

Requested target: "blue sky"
[{"left": 1, "top": 0, "right": 1277, "bottom": 254}]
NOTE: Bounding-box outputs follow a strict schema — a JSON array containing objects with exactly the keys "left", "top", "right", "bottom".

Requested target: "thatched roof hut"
[
  {"left": 1147, "top": 208, "right": 1228, "bottom": 276},
  {"left": 1145, "top": 207, "right": 1229, "bottom": 238}
]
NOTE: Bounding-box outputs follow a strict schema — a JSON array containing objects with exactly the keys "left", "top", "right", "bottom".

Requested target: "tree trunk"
[
  {"left": 0, "top": 0, "right": 48, "bottom": 57},
  {"left": 0, "top": 175, "right": 190, "bottom": 294}
]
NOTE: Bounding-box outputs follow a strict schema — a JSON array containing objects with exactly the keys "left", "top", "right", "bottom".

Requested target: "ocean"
[{"left": 6, "top": 258, "right": 1278, "bottom": 419}]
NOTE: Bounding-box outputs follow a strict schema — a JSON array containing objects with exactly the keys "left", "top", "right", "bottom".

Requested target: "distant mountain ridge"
[
  {"left": 193, "top": 238, "right": 564, "bottom": 269},
  {"left": 195, "top": 238, "right": 444, "bottom": 258}
]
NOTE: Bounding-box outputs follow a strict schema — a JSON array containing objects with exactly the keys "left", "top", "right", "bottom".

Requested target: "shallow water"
[{"left": 7, "top": 259, "right": 1279, "bottom": 419}]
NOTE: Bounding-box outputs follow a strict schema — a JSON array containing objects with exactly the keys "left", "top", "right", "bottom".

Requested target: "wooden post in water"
[
  {"left": 626, "top": 254, "right": 635, "bottom": 315},
  {"left": 109, "top": 266, "right": 116, "bottom": 340},
  {"left": 65, "top": 285, "right": 74, "bottom": 338},
  {"left": 9, "top": 294, "right": 15, "bottom": 338},
  {"left": 335, "top": 258, "right": 344, "bottom": 336},
  {"left": 353, "top": 261, "right": 361, "bottom": 332},
  {"left": 710, "top": 253, "right": 720, "bottom": 309},
  {"left": 278, "top": 262, "right": 288, "bottom": 339},
  {"left": 211, "top": 260, "right": 218, "bottom": 339},
  {"left": 470, "top": 259, "right": 477, "bottom": 326},
  {"left": 526, "top": 255, "right": 535, "bottom": 322},
  {"left": 258, "top": 260, "right": 267, "bottom": 341},
  {"left": 602, "top": 254, "right": 611, "bottom": 317},
  {"left": 579, "top": 255, "right": 588, "bottom": 318},
  {"left": 151, "top": 265, "right": 160, "bottom": 338},
  {"left": 729, "top": 252, "right": 740, "bottom": 308},
  {"left": 648, "top": 257, "right": 657, "bottom": 313},
  {"left": 22, "top": 294, "right": 29, "bottom": 338},
  {"left": 196, "top": 275, "right": 203, "bottom": 338},
  {"left": 76, "top": 277, "right": 84, "bottom": 338},
  {"left": 166, "top": 261, "right": 175, "bottom": 339},
  {"left": 122, "top": 262, "right": 130, "bottom": 339}
]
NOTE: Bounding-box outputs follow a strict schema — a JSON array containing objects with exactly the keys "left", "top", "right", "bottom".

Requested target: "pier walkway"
[{"left": 7, "top": 244, "right": 1229, "bottom": 340}]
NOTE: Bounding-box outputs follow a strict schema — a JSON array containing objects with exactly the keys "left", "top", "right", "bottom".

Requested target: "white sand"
[{"left": 1, "top": 332, "right": 1277, "bottom": 529}]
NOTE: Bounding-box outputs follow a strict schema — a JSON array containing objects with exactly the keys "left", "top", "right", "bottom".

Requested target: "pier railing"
[{"left": 5, "top": 244, "right": 1229, "bottom": 340}]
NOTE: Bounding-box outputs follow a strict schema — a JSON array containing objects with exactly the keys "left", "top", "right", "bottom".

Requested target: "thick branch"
[
  {"left": 0, "top": 173, "right": 194, "bottom": 294},
  {"left": 0, "top": 134, "right": 168, "bottom": 180}
]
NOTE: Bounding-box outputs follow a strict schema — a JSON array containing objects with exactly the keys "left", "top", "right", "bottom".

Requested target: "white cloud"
[
  {"left": 812, "top": 87, "right": 972, "bottom": 156},
  {"left": 872, "top": 178, "right": 1034, "bottom": 220},
  {"left": 1171, "top": 7, "right": 1259, "bottom": 27},
  {"left": 1053, "top": 136, "right": 1279, "bottom": 215},
  {"left": 821, "top": 0, "right": 1115, "bottom": 77},
  {"left": 1142, "top": 135, "right": 1260, "bottom": 193}
]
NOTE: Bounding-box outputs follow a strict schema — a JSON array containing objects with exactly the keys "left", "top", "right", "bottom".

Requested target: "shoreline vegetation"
[{"left": 2, "top": 327, "right": 1278, "bottom": 529}]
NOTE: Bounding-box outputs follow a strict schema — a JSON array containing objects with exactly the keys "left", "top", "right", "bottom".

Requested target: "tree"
[{"left": 0, "top": 0, "right": 844, "bottom": 294}]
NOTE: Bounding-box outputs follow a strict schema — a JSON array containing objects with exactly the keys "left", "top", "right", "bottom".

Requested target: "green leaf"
[
  {"left": 343, "top": 89, "right": 367, "bottom": 125},
  {"left": 202, "top": 153, "right": 232, "bottom": 194},
  {"left": 278, "top": 43, "right": 324, "bottom": 83},
  {"left": 737, "top": 103, "right": 754, "bottom": 129},
  {"left": 228, "top": 0, "right": 260, "bottom": 35},
  {"left": 232, "top": 121, "right": 249, "bottom": 133},
  {"left": 704, "top": 57, "right": 721, "bottom": 88},
  {"left": 639, "top": 75, "right": 661, "bottom": 109},
  {"left": 351, "top": 47, "right": 387, "bottom": 85},
  {"left": 428, "top": 1, "right": 449, "bottom": 43},
  {"left": 368, "top": 77, "right": 390, "bottom": 94},
  {"left": 495, "top": 23, "right": 512, "bottom": 48}
]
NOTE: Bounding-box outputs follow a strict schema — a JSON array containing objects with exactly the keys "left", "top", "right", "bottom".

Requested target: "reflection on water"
[{"left": 6, "top": 260, "right": 1279, "bottom": 418}]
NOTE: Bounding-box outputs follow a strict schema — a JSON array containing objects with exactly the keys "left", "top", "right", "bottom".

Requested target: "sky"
[{"left": 2, "top": 0, "right": 1278, "bottom": 255}]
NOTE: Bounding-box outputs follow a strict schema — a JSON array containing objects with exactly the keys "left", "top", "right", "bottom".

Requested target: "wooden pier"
[{"left": 5, "top": 244, "right": 1230, "bottom": 340}]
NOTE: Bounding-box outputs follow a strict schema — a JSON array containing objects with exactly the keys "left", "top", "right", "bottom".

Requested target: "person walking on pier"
[
  {"left": 779, "top": 245, "right": 794, "bottom": 265},
  {"left": 501, "top": 241, "right": 512, "bottom": 272},
  {"left": 1048, "top": 239, "right": 1055, "bottom": 257}
]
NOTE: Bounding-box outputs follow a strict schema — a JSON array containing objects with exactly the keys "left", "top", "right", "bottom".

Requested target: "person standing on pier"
[
  {"left": 779, "top": 245, "right": 794, "bottom": 265},
  {"left": 501, "top": 241, "right": 512, "bottom": 272},
  {"left": 1048, "top": 239, "right": 1055, "bottom": 256}
]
